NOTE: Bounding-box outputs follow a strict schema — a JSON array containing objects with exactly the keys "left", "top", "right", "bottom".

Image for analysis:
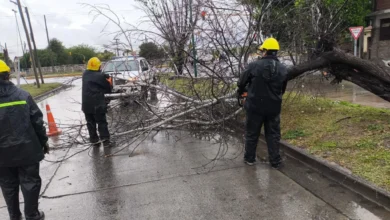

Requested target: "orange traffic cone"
[{"left": 46, "top": 104, "right": 62, "bottom": 136}]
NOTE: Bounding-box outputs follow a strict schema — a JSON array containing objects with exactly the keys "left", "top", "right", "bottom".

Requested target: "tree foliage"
[
  {"left": 20, "top": 53, "right": 32, "bottom": 69},
  {"left": 294, "top": 0, "right": 372, "bottom": 26},
  {"left": 139, "top": 42, "right": 165, "bottom": 60},
  {"left": 97, "top": 50, "right": 115, "bottom": 61},
  {"left": 135, "top": 0, "right": 201, "bottom": 74},
  {"left": 49, "top": 38, "right": 68, "bottom": 65},
  {"left": 246, "top": 0, "right": 390, "bottom": 103},
  {"left": 0, "top": 53, "right": 8, "bottom": 63},
  {"left": 248, "top": 0, "right": 371, "bottom": 53},
  {"left": 67, "top": 44, "right": 97, "bottom": 64},
  {"left": 20, "top": 49, "right": 59, "bottom": 69},
  {"left": 19, "top": 39, "right": 113, "bottom": 68},
  {"left": 0, "top": 51, "right": 12, "bottom": 66}
]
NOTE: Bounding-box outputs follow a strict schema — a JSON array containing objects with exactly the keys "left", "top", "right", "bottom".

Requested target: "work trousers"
[
  {"left": 0, "top": 163, "right": 41, "bottom": 219},
  {"left": 85, "top": 113, "right": 110, "bottom": 143},
  {"left": 245, "top": 109, "right": 282, "bottom": 166}
]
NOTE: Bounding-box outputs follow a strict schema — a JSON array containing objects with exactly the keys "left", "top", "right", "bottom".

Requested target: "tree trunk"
[
  {"left": 287, "top": 49, "right": 390, "bottom": 102},
  {"left": 174, "top": 43, "right": 186, "bottom": 75}
]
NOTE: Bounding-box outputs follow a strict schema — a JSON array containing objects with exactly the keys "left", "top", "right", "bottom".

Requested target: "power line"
[
  {"left": 14, "top": 0, "right": 40, "bottom": 88},
  {"left": 0, "top": 8, "right": 141, "bottom": 18},
  {"left": 21, "top": 0, "right": 46, "bottom": 32},
  {"left": 12, "top": 9, "right": 25, "bottom": 55},
  {"left": 44, "top": 15, "right": 55, "bottom": 73},
  {"left": 25, "top": 6, "right": 44, "bottom": 84},
  {"left": 14, "top": 11, "right": 19, "bottom": 55},
  {"left": 5, "top": 0, "right": 143, "bottom": 18}
]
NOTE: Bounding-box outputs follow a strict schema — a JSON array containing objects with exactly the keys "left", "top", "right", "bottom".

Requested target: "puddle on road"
[{"left": 349, "top": 201, "right": 383, "bottom": 220}]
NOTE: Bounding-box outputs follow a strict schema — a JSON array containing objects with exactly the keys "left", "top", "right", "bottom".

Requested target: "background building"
[{"left": 366, "top": 0, "right": 390, "bottom": 60}]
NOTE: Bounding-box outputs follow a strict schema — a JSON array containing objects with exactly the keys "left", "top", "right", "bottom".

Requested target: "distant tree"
[
  {"left": 0, "top": 51, "right": 12, "bottom": 66},
  {"left": 123, "top": 49, "right": 133, "bottom": 56},
  {"left": 48, "top": 38, "right": 68, "bottom": 65},
  {"left": 136, "top": 0, "right": 201, "bottom": 74},
  {"left": 139, "top": 42, "right": 164, "bottom": 60},
  {"left": 20, "top": 49, "right": 57, "bottom": 69},
  {"left": 19, "top": 53, "right": 30, "bottom": 69},
  {"left": 36, "top": 49, "right": 54, "bottom": 67},
  {"left": 0, "top": 53, "right": 5, "bottom": 61},
  {"left": 19, "top": 40, "right": 104, "bottom": 68},
  {"left": 67, "top": 45, "right": 97, "bottom": 64},
  {"left": 97, "top": 50, "right": 115, "bottom": 61}
]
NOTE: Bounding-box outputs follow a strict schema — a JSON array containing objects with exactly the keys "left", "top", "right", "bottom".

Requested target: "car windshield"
[{"left": 103, "top": 60, "right": 139, "bottom": 72}]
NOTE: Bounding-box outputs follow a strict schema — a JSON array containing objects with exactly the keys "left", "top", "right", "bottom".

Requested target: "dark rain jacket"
[
  {"left": 82, "top": 70, "right": 112, "bottom": 114},
  {"left": 237, "top": 56, "right": 288, "bottom": 116},
  {"left": 0, "top": 81, "right": 48, "bottom": 167}
]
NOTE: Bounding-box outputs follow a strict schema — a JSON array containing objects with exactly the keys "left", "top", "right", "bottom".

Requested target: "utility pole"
[
  {"left": 127, "top": 33, "right": 134, "bottom": 52},
  {"left": 3, "top": 44, "right": 10, "bottom": 66},
  {"left": 25, "top": 7, "right": 44, "bottom": 84},
  {"left": 12, "top": 0, "right": 40, "bottom": 88},
  {"left": 44, "top": 15, "right": 55, "bottom": 73},
  {"left": 114, "top": 38, "right": 120, "bottom": 56},
  {"left": 189, "top": 0, "right": 198, "bottom": 77}
]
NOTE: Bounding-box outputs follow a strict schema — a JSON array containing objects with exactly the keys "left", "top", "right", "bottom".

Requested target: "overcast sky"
[{"left": 0, "top": 0, "right": 148, "bottom": 58}]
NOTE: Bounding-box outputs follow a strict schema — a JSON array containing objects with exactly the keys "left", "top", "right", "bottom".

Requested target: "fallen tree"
[
  {"left": 288, "top": 49, "right": 390, "bottom": 101},
  {"left": 52, "top": 1, "right": 389, "bottom": 163}
]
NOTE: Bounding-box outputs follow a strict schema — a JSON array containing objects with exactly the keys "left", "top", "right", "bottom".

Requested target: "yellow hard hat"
[
  {"left": 0, "top": 60, "right": 10, "bottom": 73},
  {"left": 87, "top": 57, "right": 101, "bottom": 71},
  {"left": 259, "top": 38, "right": 280, "bottom": 51}
]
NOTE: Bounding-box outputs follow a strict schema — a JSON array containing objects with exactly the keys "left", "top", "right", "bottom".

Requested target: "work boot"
[
  {"left": 90, "top": 139, "right": 101, "bottom": 147},
  {"left": 271, "top": 162, "right": 284, "bottom": 170},
  {"left": 244, "top": 159, "right": 256, "bottom": 166},
  {"left": 8, "top": 209, "right": 22, "bottom": 220},
  {"left": 10, "top": 214, "right": 22, "bottom": 220},
  {"left": 103, "top": 140, "right": 115, "bottom": 148},
  {"left": 26, "top": 210, "right": 45, "bottom": 220}
]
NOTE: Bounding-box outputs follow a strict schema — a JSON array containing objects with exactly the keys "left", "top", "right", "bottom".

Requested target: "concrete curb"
[
  {"left": 272, "top": 138, "right": 390, "bottom": 210},
  {"left": 236, "top": 118, "right": 390, "bottom": 209},
  {"left": 33, "top": 84, "right": 69, "bottom": 102}
]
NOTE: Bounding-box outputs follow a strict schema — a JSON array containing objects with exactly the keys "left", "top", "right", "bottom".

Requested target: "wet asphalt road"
[{"left": 0, "top": 79, "right": 390, "bottom": 219}]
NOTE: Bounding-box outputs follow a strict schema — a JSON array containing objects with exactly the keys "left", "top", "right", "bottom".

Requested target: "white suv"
[{"left": 102, "top": 56, "right": 155, "bottom": 99}]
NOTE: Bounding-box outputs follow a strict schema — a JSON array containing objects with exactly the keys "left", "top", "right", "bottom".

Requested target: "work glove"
[
  {"left": 236, "top": 89, "right": 242, "bottom": 96},
  {"left": 237, "top": 90, "right": 243, "bottom": 107},
  {"left": 43, "top": 142, "right": 50, "bottom": 154}
]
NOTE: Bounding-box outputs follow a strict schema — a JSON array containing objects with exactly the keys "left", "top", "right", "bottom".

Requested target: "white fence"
[{"left": 26, "top": 64, "right": 85, "bottom": 75}]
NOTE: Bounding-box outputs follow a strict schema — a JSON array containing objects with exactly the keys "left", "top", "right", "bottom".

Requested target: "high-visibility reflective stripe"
[{"left": 0, "top": 100, "right": 27, "bottom": 108}]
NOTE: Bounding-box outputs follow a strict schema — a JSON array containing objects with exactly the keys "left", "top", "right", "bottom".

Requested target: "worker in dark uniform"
[
  {"left": 82, "top": 57, "right": 113, "bottom": 147},
  {"left": 0, "top": 60, "right": 48, "bottom": 220},
  {"left": 237, "top": 38, "right": 288, "bottom": 169}
]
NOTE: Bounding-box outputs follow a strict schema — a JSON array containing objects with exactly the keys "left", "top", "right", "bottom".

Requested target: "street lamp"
[{"left": 14, "top": 56, "right": 21, "bottom": 87}]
